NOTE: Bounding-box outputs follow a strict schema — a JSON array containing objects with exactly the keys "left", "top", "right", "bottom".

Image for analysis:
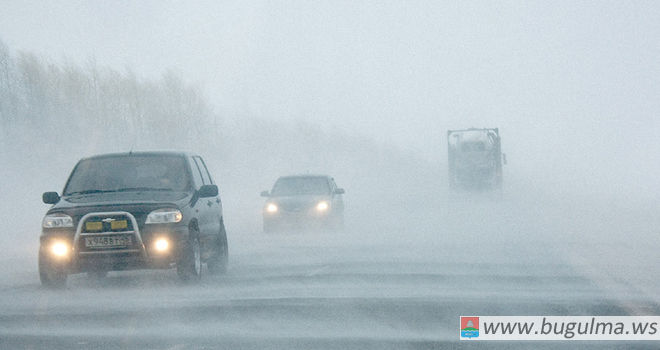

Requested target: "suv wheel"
[
  {"left": 207, "top": 223, "right": 228, "bottom": 275},
  {"left": 38, "top": 251, "right": 67, "bottom": 288},
  {"left": 333, "top": 213, "right": 345, "bottom": 231},
  {"left": 177, "top": 234, "right": 202, "bottom": 282}
]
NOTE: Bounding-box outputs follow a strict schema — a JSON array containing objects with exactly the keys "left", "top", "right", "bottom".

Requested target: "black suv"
[
  {"left": 39, "top": 152, "right": 228, "bottom": 287},
  {"left": 261, "top": 175, "right": 345, "bottom": 232}
]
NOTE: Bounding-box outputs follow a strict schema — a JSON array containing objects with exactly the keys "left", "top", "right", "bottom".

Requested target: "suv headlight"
[
  {"left": 316, "top": 201, "right": 329, "bottom": 212},
  {"left": 145, "top": 208, "right": 183, "bottom": 224},
  {"left": 42, "top": 213, "right": 74, "bottom": 228}
]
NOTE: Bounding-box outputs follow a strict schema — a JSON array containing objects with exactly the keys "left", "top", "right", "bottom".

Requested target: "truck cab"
[{"left": 447, "top": 128, "right": 504, "bottom": 191}]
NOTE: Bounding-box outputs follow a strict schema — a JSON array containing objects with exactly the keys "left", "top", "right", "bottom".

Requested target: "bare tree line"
[
  {"left": 0, "top": 38, "right": 213, "bottom": 153},
  {"left": 0, "top": 38, "right": 438, "bottom": 199}
]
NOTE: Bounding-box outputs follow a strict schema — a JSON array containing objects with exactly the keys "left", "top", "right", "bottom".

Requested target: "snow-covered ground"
[{"left": 1, "top": 187, "right": 658, "bottom": 349}]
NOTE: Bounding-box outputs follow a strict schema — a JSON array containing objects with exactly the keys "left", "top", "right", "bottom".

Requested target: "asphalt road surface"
[{"left": 1, "top": 193, "right": 659, "bottom": 349}]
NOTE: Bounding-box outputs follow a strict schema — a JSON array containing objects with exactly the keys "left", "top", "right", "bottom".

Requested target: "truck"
[{"left": 447, "top": 128, "right": 505, "bottom": 191}]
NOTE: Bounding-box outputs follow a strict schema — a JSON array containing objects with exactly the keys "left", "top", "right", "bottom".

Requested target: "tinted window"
[
  {"left": 193, "top": 156, "right": 212, "bottom": 185},
  {"left": 189, "top": 157, "right": 204, "bottom": 189},
  {"left": 271, "top": 177, "right": 330, "bottom": 196},
  {"left": 64, "top": 155, "right": 190, "bottom": 195}
]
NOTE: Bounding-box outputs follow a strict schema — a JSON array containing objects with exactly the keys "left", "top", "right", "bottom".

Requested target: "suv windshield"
[
  {"left": 271, "top": 177, "right": 330, "bottom": 196},
  {"left": 64, "top": 155, "right": 190, "bottom": 195}
]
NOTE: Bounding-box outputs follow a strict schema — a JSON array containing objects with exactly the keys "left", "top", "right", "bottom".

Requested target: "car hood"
[
  {"left": 46, "top": 191, "right": 193, "bottom": 226},
  {"left": 49, "top": 191, "right": 191, "bottom": 211}
]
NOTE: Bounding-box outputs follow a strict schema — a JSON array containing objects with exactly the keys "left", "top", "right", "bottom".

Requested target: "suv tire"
[
  {"left": 207, "top": 222, "right": 228, "bottom": 275},
  {"left": 177, "top": 234, "right": 202, "bottom": 282}
]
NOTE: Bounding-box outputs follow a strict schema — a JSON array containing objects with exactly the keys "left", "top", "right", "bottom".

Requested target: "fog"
[{"left": 1, "top": 1, "right": 660, "bottom": 349}]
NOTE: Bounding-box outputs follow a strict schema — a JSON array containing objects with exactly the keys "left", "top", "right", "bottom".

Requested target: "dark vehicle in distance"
[
  {"left": 39, "top": 151, "right": 228, "bottom": 287},
  {"left": 447, "top": 128, "right": 505, "bottom": 191},
  {"left": 261, "top": 175, "right": 345, "bottom": 232}
]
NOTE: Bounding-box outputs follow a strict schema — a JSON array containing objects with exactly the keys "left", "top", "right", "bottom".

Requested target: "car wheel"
[
  {"left": 177, "top": 234, "right": 202, "bottom": 282},
  {"left": 38, "top": 250, "right": 67, "bottom": 288},
  {"left": 87, "top": 269, "right": 108, "bottom": 279},
  {"left": 322, "top": 213, "right": 343, "bottom": 232},
  {"left": 334, "top": 213, "right": 345, "bottom": 231},
  {"left": 263, "top": 220, "right": 277, "bottom": 233},
  {"left": 207, "top": 222, "right": 228, "bottom": 275},
  {"left": 335, "top": 215, "right": 344, "bottom": 231}
]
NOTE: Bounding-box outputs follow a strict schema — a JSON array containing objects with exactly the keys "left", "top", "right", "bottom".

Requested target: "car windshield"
[
  {"left": 64, "top": 155, "right": 190, "bottom": 195},
  {"left": 271, "top": 177, "right": 330, "bottom": 196}
]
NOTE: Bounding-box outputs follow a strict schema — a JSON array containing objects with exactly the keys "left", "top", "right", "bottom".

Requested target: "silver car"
[{"left": 261, "top": 175, "right": 345, "bottom": 232}]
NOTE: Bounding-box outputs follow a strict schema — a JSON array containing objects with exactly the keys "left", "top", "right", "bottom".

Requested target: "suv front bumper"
[{"left": 40, "top": 211, "right": 190, "bottom": 273}]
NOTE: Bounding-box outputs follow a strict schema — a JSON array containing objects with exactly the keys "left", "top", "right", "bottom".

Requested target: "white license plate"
[{"left": 85, "top": 235, "right": 132, "bottom": 248}]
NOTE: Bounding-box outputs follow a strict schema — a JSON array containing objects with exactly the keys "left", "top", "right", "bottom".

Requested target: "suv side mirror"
[
  {"left": 260, "top": 191, "right": 270, "bottom": 197},
  {"left": 198, "top": 184, "right": 218, "bottom": 198},
  {"left": 43, "top": 192, "right": 60, "bottom": 204},
  {"left": 335, "top": 188, "right": 345, "bottom": 195}
]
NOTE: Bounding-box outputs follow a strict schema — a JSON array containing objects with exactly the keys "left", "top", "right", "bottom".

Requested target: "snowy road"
[{"left": 1, "top": 193, "right": 659, "bottom": 349}]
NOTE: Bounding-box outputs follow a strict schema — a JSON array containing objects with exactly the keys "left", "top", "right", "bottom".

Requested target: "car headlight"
[
  {"left": 145, "top": 208, "right": 183, "bottom": 224},
  {"left": 42, "top": 213, "right": 74, "bottom": 228},
  {"left": 266, "top": 203, "right": 278, "bottom": 213},
  {"left": 316, "top": 201, "right": 329, "bottom": 212},
  {"left": 50, "top": 241, "right": 70, "bottom": 257},
  {"left": 153, "top": 238, "right": 170, "bottom": 252}
]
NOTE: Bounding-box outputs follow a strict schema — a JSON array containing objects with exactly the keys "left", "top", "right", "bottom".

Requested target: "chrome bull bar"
[{"left": 72, "top": 211, "right": 148, "bottom": 263}]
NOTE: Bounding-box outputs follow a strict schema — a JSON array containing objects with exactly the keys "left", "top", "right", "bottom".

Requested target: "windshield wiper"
[
  {"left": 114, "top": 187, "right": 173, "bottom": 192},
  {"left": 65, "top": 189, "right": 118, "bottom": 196},
  {"left": 66, "top": 187, "right": 173, "bottom": 196}
]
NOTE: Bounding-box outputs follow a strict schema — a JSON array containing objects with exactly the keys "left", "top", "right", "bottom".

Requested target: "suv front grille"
[{"left": 74, "top": 212, "right": 144, "bottom": 255}]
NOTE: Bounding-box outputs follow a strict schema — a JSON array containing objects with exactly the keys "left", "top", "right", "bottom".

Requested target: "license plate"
[{"left": 84, "top": 235, "right": 132, "bottom": 248}]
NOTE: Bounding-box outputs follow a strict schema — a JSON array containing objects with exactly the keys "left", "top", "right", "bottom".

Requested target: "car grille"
[
  {"left": 81, "top": 214, "right": 136, "bottom": 233},
  {"left": 75, "top": 212, "right": 143, "bottom": 254},
  {"left": 280, "top": 202, "right": 311, "bottom": 212}
]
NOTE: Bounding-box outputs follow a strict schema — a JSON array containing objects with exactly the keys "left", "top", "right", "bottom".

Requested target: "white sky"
[{"left": 1, "top": 0, "right": 659, "bottom": 192}]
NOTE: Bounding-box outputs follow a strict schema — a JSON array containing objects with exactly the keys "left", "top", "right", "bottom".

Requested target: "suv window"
[
  {"left": 64, "top": 155, "right": 190, "bottom": 195},
  {"left": 189, "top": 157, "right": 205, "bottom": 189},
  {"left": 329, "top": 178, "right": 337, "bottom": 192},
  {"left": 193, "top": 156, "right": 213, "bottom": 185}
]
